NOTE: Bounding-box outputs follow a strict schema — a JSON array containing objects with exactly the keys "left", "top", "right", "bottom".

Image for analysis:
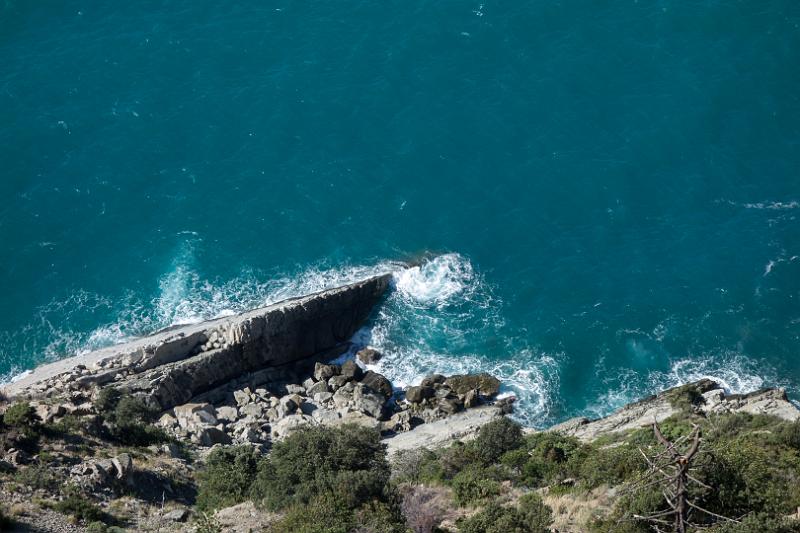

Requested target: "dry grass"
[{"left": 540, "top": 485, "right": 616, "bottom": 532}]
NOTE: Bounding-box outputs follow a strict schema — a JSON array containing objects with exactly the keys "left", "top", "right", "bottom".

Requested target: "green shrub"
[
  {"left": 435, "top": 442, "right": 484, "bottom": 481},
  {"left": 53, "top": 493, "right": 107, "bottom": 523},
  {"left": 271, "top": 492, "right": 356, "bottom": 533},
  {"left": 251, "top": 424, "right": 391, "bottom": 512},
  {"left": 457, "top": 493, "right": 553, "bottom": 533},
  {"left": 14, "top": 460, "right": 64, "bottom": 491},
  {"left": 706, "top": 513, "right": 800, "bottom": 532},
  {"left": 391, "top": 447, "right": 443, "bottom": 483},
  {"left": 94, "top": 387, "right": 166, "bottom": 446},
  {"left": 196, "top": 445, "right": 260, "bottom": 512},
  {"left": 576, "top": 443, "right": 645, "bottom": 488},
  {"left": 3, "top": 402, "right": 40, "bottom": 431},
  {"left": 474, "top": 417, "right": 524, "bottom": 464},
  {"left": 450, "top": 466, "right": 501, "bottom": 506}
]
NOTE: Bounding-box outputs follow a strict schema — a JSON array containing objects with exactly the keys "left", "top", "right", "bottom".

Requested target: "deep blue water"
[{"left": 1, "top": 1, "right": 799, "bottom": 425}]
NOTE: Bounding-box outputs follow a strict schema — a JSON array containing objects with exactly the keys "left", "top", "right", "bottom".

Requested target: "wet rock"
[
  {"left": 356, "top": 347, "right": 383, "bottom": 365},
  {"left": 405, "top": 386, "right": 435, "bottom": 404},
  {"left": 445, "top": 373, "right": 500, "bottom": 398},
  {"left": 421, "top": 374, "right": 446, "bottom": 388},
  {"left": 361, "top": 370, "right": 393, "bottom": 399}
]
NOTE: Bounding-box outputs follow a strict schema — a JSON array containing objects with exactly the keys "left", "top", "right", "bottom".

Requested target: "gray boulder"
[{"left": 361, "top": 370, "right": 393, "bottom": 399}]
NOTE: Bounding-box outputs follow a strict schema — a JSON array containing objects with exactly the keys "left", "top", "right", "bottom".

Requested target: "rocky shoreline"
[{"left": 2, "top": 275, "right": 800, "bottom": 531}]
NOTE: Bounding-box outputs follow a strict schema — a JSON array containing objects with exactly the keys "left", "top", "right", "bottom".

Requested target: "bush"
[
  {"left": 53, "top": 493, "right": 107, "bottom": 523},
  {"left": 473, "top": 417, "right": 524, "bottom": 464},
  {"left": 250, "top": 424, "right": 391, "bottom": 512},
  {"left": 94, "top": 388, "right": 166, "bottom": 446},
  {"left": 14, "top": 460, "right": 64, "bottom": 491},
  {"left": 196, "top": 445, "right": 260, "bottom": 512},
  {"left": 271, "top": 492, "right": 356, "bottom": 533},
  {"left": 706, "top": 513, "right": 800, "bottom": 532},
  {"left": 457, "top": 493, "right": 553, "bottom": 533},
  {"left": 3, "top": 402, "right": 40, "bottom": 431},
  {"left": 450, "top": 466, "right": 501, "bottom": 506}
]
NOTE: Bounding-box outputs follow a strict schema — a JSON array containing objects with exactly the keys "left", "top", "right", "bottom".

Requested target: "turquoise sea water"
[{"left": 1, "top": 1, "right": 799, "bottom": 425}]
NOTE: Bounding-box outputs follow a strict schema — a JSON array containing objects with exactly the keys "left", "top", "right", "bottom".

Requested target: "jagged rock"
[
  {"left": 163, "top": 509, "right": 189, "bottom": 522},
  {"left": 463, "top": 388, "right": 479, "bottom": 408},
  {"left": 286, "top": 384, "right": 305, "bottom": 395},
  {"left": 216, "top": 405, "right": 238, "bottom": 422},
  {"left": 341, "top": 360, "right": 363, "bottom": 380},
  {"left": 336, "top": 411, "right": 381, "bottom": 430},
  {"left": 382, "top": 410, "right": 413, "bottom": 433},
  {"left": 34, "top": 403, "right": 65, "bottom": 424},
  {"left": 356, "top": 347, "right": 383, "bottom": 365},
  {"left": 70, "top": 458, "right": 115, "bottom": 490},
  {"left": 361, "top": 370, "right": 393, "bottom": 399},
  {"left": 314, "top": 391, "right": 333, "bottom": 403},
  {"left": 421, "top": 374, "right": 446, "bottom": 388},
  {"left": 352, "top": 384, "right": 386, "bottom": 419},
  {"left": 328, "top": 375, "right": 352, "bottom": 391},
  {"left": 198, "top": 427, "right": 232, "bottom": 446},
  {"left": 332, "top": 383, "right": 355, "bottom": 408},
  {"left": 233, "top": 389, "right": 251, "bottom": 407},
  {"left": 303, "top": 377, "right": 317, "bottom": 390},
  {"left": 405, "top": 386, "right": 435, "bottom": 404},
  {"left": 276, "top": 395, "right": 299, "bottom": 418},
  {"left": 445, "top": 373, "right": 500, "bottom": 398},
  {"left": 312, "top": 408, "right": 341, "bottom": 425},
  {"left": 314, "top": 363, "right": 339, "bottom": 381},
  {"left": 174, "top": 403, "right": 215, "bottom": 422},
  {"left": 158, "top": 412, "right": 178, "bottom": 429},
  {"left": 271, "top": 414, "right": 316, "bottom": 439},
  {"left": 439, "top": 397, "right": 463, "bottom": 415},
  {"left": 240, "top": 403, "right": 265, "bottom": 419},
  {"left": 307, "top": 380, "right": 329, "bottom": 396},
  {"left": 111, "top": 453, "right": 133, "bottom": 480},
  {"left": 4, "top": 449, "right": 29, "bottom": 466}
]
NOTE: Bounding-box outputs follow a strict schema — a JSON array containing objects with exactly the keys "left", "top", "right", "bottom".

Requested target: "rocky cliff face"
[{"left": 3, "top": 274, "right": 392, "bottom": 410}]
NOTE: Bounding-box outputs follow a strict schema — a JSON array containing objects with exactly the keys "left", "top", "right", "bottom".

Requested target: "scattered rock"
[
  {"left": 328, "top": 375, "right": 352, "bottom": 390},
  {"left": 286, "top": 384, "right": 305, "bottom": 395},
  {"left": 216, "top": 405, "right": 239, "bottom": 422},
  {"left": 463, "top": 388, "right": 479, "bottom": 408},
  {"left": 307, "top": 380, "right": 329, "bottom": 396}
]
